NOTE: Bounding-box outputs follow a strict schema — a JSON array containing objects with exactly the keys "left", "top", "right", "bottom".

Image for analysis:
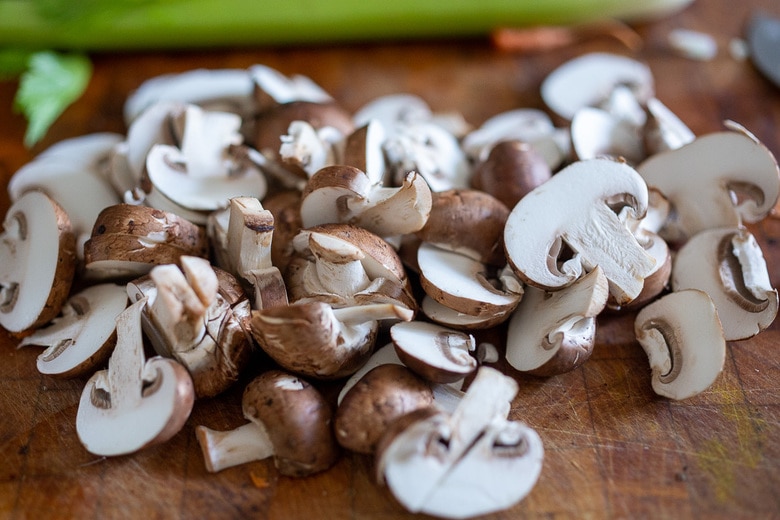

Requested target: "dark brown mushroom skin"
[
  {"left": 523, "top": 331, "right": 595, "bottom": 377},
  {"left": 334, "top": 364, "right": 434, "bottom": 454},
  {"left": 242, "top": 370, "right": 339, "bottom": 477},
  {"left": 471, "top": 140, "right": 552, "bottom": 210}
]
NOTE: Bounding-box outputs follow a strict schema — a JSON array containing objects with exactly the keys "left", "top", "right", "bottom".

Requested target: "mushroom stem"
[
  {"left": 332, "top": 303, "right": 414, "bottom": 325},
  {"left": 195, "top": 421, "right": 275, "bottom": 473}
]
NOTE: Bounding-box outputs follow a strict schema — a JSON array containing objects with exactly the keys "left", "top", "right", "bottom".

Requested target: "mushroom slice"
[
  {"left": 643, "top": 97, "right": 695, "bottom": 155},
  {"left": 540, "top": 52, "right": 654, "bottom": 121},
  {"left": 634, "top": 289, "right": 726, "bottom": 400},
  {"left": 196, "top": 370, "right": 339, "bottom": 476},
  {"left": 123, "top": 68, "right": 255, "bottom": 125},
  {"left": 383, "top": 120, "right": 470, "bottom": 192},
  {"left": 570, "top": 106, "right": 645, "bottom": 165},
  {"left": 415, "top": 189, "right": 509, "bottom": 266},
  {"left": 19, "top": 284, "right": 129, "bottom": 378},
  {"left": 0, "top": 191, "right": 77, "bottom": 333},
  {"left": 637, "top": 126, "right": 780, "bottom": 243},
  {"left": 250, "top": 301, "right": 413, "bottom": 379},
  {"left": 250, "top": 65, "right": 333, "bottom": 111},
  {"left": 506, "top": 267, "right": 608, "bottom": 376},
  {"left": 420, "top": 295, "right": 513, "bottom": 331},
  {"left": 131, "top": 257, "right": 253, "bottom": 398},
  {"left": 376, "top": 367, "right": 544, "bottom": 519},
  {"left": 335, "top": 364, "right": 435, "bottom": 454},
  {"left": 300, "top": 165, "right": 432, "bottom": 237},
  {"left": 278, "top": 120, "right": 343, "bottom": 177},
  {"left": 343, "top": 119, "right": 388, "bottom": 185},
  {"left": 504, "top": 158, "right": 655, "bottom": 305},
  {"left": 418, "top": 243, "right": 521, "bottom": 319},
  {"left": 76, "top": 298, "right": 195, "bottom": 456},
  {"left": 671, "top": 227, "right": 778, "bottom": 341},
  {"left": 352, "top": 93, "right": 432, "bottom": 137},
  {"left": 390, "top": 321, "right": 477, "bottom": 383}
]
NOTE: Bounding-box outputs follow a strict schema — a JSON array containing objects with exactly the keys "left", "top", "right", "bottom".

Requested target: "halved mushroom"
[
  {"left": 334, "top": 363, "right": 435, "bottom": 454},
  {"left": 250, "top": 301, "right": 413, "bottom": 379},
  {"left": 471, "top": 140, "right": 552, "bottom": 210},
  {"left": 540, "top": 52, "right": 654, "bottom": 121},
  {"left": 127, "top": 256, "right": 253, "bottom": 398},
  {"left": 18, "top": 283, "right": 129, "bottom": 378},
  {"left": 376, "top": 367, "right": 544, "bottom": 519},
  {"left": 671, "top": 227, "right": 778, "bottom": 341},
  {"left": 300, "top": 165, "right": 432, "bottom": 238},
  {"left": 389, "top": 321, "right": 477, "bottom": 383},
  {"left": 504, "top": 158, "right": 656, "bottom": 306},
  {"left": 634, "top": 289, "right": 726, "bottom": 400},
  {"left": 0, "top": 191, "right": 77, "bottom": 333},
  {"left": 637, "top": 125, "right": 780, "bottom": 244},
  {"left": 505, "top": 266, "right": 608, "bottom": 376},
  {"left": 76, "top": 298, "right": 195, "bottom": 456},
  {"left": 196, "top": 369, "right": 339, "bottom": 476},
  {"left": 415, "top": 189, "right": 509, "bottom": 266}
]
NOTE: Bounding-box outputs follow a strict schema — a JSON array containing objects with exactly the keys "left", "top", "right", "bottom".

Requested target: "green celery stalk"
[{"left": 0, "top": 0, "right": 694, "bottom": 50}]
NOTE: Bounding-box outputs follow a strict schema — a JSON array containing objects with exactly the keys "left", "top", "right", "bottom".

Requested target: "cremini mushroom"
[
  {"left": 637, "top": 124, "right": 780, "bottom": 244},
  {"left": 334, "top": 363, "right": 435, "bottom": 454},
  {"left": 503, "top": 158, "right": 656, "bottom": 306},
  {"left": 505, "top": 266, "right": 608, "bottom": 376},
  {"left": 18, "top": 283, "right": 129, "bottom": 378},
  {"left": 0, "top": 190, "right": 77, "bottom": 333},
  {"left": 389, "top": 320, "right": 477, "bottom": 383},
  {"left": 671, "top": 227, "right": 778, "bottom": 341},
  {"left": 196, "top": 369, "right": 339, "bottom": 476},
  {"left": 634, "top": 289, "right": 727, "bottom": 400},
  {"left": 76, "top": 297, "right": 195, "bottom": 456},
  {"left": 375, "top": 367, "right": 544, "bottom": 519}
]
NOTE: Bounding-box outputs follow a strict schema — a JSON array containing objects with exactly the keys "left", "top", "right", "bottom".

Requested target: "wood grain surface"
[{"left": 2, "top": 1, "right": 780, "bottom": 519}]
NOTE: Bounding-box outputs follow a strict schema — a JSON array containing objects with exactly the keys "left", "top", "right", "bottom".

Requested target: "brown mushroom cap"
[
  {"left": 334, "top": 364, "right": 434, "bottom": 454},
  {"left": 472, "top": 140, "right": 552, "bottom": 210},
  {"left": 242, "top": 370, "right": 339, "bottom": 477}
]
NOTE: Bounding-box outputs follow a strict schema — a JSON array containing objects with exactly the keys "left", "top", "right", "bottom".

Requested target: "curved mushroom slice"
[
  {"left": 383, "top": 120, "right": 470, "bottom": 192},
  {"left": 250, "top": 65, "right": 333, "bottom": 111},
  {"left": 196, "top": 369, "right": 339, "bottom": 476},
  {"left": 343, "top": 119, "right": 388, "bottom": 185},
  {"left": 540, "top": 52, "right": 654, "bottom": 121},
  {"left": 643, "top": 97, "right": 695, "bottom": 155},
  {"left": 637, "top": 127, "right": 780, "bottom": 243},
  {"left": 279, "top": 120, "right": 343, "bottom": 177},
  {"left": 570, "top": 106, "right": 645, "bottom": 165},
  {"left": 130, "top": 257, "right": 253, "bottom": 398},
  {"left": 0, "top": 191, "right": 77, "bottom": 333},
  {"left": 504, "top": 158, "right": 655, "bottom": 306},
  {"left": 123, "top": 68, "right": 256, "bottom": 125},
  {"left": 250, "top": 301, "right": 413, "bottom": 379},
  {"left": 671, "top": 227, "right": 778, "bottom": 341},
  {"left": 390, "top": 321, "right": 477, "bottom": 383},
  {"left": 335, "top": 364, "right": 434, "bottom": 454},
  {"left": 352, "top": 93, "right": 433, "bottom": 138},
  {"left": 471, "top": 140, "right": 552, "bottom": 210},
  {"left": 420, "top": 295, "right": 513, "bottom": 331},
  {"left": 418, "top": 243, "right": 522, "bottom": 320},
  {"left": 634, "top": 289, "right": 726, "bottom": 400},
  {"left": 506, "top": 267, "right": 608, "bottom": 376},
  {"left": 19, "top": 284, "right": 129, "bottom": 378},
  {"left": 415, "top": 189, "right": 509, "bottom": 267},
  {"left": 76, "top": 298, "right": 195, "bottom": 456},
  {"left": 376, "top": 367, "right": 543, "bottom": 519},
  {"left": 461, "top": 108, "right": 568, "bottom": 169}
]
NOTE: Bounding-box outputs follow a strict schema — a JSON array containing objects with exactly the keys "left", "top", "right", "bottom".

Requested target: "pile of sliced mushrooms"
[{"left": 2, "top": 51, "right": 778, "bottom": 518}]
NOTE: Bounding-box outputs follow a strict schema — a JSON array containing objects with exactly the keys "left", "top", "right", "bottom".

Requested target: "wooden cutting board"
[{"left": 1, "top": 1, "right": 779, "bottom": 518}]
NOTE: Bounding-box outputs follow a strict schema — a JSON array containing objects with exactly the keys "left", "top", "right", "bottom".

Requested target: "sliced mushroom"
[
  {"left": 0, "top": 191, "right": 77, "bottom": 333},
  {"left": 250, "top": 65, "right": 333, "bottom": 111},
  {"left": 643, "top": 97, "right": 695, "bottom": 155},
  {"left": 570, "top": 106, "right": 645, "bottom": 165},
  {"left": 278, "top": 120, "right": 343, "bottom": 177},
  {"left": 504, "top": 158, "right": 655, "bottom": 306},
  {"left": 250, "top": 301, "right": 413, "bottom": 379},
  {"left": 540, "top": 52, "right": 654, "bottom": 121},
  {"left": 76, "top": 298, "right": 195, "bottom": 456},
  {"left": 334, "top": 363, "right": 434, "bottom": 454},
  {"left": 196, "top": 369, "right": 339, "bottom": 476},
  {"left": 376, "top": 367, "right": 544, "bottom": 519},
  {"left": 671, "top": 227, "right": 778, "bottom": 341},
  {"left": 18, "top": 283, "right": 129, "bottom": 378},
  {"left": 506, "top": 266, "right": 608, "bottom": 376},
  {"left": 342, "top": 119, "right": 388, "bottom": 185},
  {"left": 634, "top": 289, "right": 726, "bottom": 400},
  {"left": 352, "top": 93, "right": 433, "bottom": 139},
  {"left": 637, "top": 126, "right": 780, "bottom": 243},
  {"left": 390, "top": 320, "right": 477, "bottom": 383},
  {"left": 416, "top": 189, "right": 509, "bottom": 266}
]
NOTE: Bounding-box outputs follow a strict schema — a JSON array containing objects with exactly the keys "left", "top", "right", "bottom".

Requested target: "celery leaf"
[{"left": 14, "top": 51, "right": 92, "bottom": 147}]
